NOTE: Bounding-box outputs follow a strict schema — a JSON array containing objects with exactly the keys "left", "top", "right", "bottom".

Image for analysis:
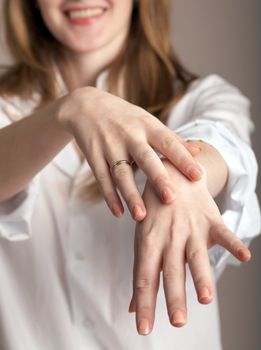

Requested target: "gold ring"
[{"left": 110, "top": 159, "right": 134, "bottom": 173}]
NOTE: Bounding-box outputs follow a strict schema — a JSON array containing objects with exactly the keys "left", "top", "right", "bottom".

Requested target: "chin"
[{"left": 66, "top": 41, "right": 107, "bottom": 54}]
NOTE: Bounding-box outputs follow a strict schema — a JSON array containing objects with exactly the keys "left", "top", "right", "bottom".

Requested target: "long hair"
[{"left": 0, "top": 0, "right": 197, "bottom": 200}]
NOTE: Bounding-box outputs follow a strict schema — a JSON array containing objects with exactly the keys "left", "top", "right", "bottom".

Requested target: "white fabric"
[{"left": 0, "top": 72, "right": 260, "bottom": 350}]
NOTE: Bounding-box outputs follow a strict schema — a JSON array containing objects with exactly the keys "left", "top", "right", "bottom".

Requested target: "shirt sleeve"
[
  {"left": 0, "top": 98, "right": 40, "bottom": 241},
  {"left": 167, "top": 75, "right": 261, "bottom": 274}
]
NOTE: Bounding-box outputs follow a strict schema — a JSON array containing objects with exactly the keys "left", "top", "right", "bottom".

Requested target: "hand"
[
  {"left": 57, "top": 87, "right": 202, "bottom": 220},
  {"left": 129, "top": 160, "right": 251, "bottom": 335}
]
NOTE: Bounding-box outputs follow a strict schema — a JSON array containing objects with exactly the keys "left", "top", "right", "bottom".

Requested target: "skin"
[
  {"left": 34, "top": 0, "right": 203, "bottom": 220},
  {"left": 37, "top": 0, "right": 134, "bottom": 87},
  {"left": 0, "top": 1, "right": 202, "bottom": 216},
  {"left": 0, "top": 0, "right": 251, "bottom": 335},
  {"left": 130, "top": 141, "right": 251, "bottom": 335},
  {"left": 38, "top": 0, "right": 251, "bottom": 334}
]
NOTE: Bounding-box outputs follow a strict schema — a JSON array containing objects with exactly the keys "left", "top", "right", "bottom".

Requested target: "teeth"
[{"left": 68, "top": 8, "right": 105, "bottom": 19}]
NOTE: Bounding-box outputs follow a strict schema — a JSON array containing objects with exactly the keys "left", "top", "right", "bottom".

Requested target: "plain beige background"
[{"left": 0, "top": 1, "right": 260, "bottom": 349}]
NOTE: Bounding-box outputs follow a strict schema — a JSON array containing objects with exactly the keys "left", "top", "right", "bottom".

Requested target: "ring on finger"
[{"left": 110, "top": 159, "right": 135, "bottom": 173}]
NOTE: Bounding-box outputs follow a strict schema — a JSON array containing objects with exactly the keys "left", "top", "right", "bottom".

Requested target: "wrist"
[
  {"left": 196, "top": 161, "right": 208, "bottom": 183},
  {"left": 55, "top": 94, "right": 74, "bottom": 134},
  {"left": 185, "top": 139, "right": 228, "bottom": 197},
  {"left": 55, "top": 86, "right": 97, "bottom": 134}
]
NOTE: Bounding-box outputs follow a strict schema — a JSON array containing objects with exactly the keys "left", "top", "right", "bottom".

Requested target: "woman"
[{"left": 0, "top": 0, "right": 259, "bottom": 349}]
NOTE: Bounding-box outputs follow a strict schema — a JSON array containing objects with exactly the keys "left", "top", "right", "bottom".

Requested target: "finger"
[
  {"left": 184, "top": 142, "right": 202, "bottom": 156},
  {"left": 211, "top": 223, "right": 252, "bottom": 262},
  {"left": 128, "top": 295, "right": 136, "bottom": 313},
  {"left": 150, "top": 128, "right": 203, "bottom": 181},
  {"left": 130, "top": 143, "right": 175, "bottom": 204},
  {"left": 134, "top": 229, "right": 162, "bottom": 335},
  {"left": 107, "top": 155, "right": 146, "bottom": 221},
  {"left": 175, "top": 134, "right": 202, "bottom": 156},
  {"left": 186, "top": 239, "right": 214, "bottom": 304},
  {"left": 87, "top": 150, "right": 124, "bottom": 217},
  {"left": 162, "top": 240, "right": 187, "bottom": 327},
  {"left": 72, "top": 136, "right": 124, "bottom": 217}
]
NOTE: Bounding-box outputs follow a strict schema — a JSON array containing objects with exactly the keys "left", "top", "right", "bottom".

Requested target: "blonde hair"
[{"left": 0, "top": 0, "right": 197, "bottom": 200}]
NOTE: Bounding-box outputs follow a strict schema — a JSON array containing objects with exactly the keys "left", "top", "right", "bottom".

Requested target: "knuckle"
[
  {"left": 135, "top": 277, "right": 153, "bottom": 294},
  {"left": 136, "top": 305, "right": 152, "bottom": 316},
  {"left": 154, "top": 173, "right": 168, "bottom": 189},
  {"left": 194, "top": 276, "right": 209, "bottom": 289},
  {"left": 186, "top": 248, "right": 201, "bottom": 264},
  {"left": 104, "top": 191, "right": 117, "bottom": 204},
  {"left": 163, "top": 267, "right": 183, "bottom": 281},
  {"left": 137, "top": 147, "right": 154, "bottom": 164},
  {"left": 167, "top": 298, "right": 186, "bottom": 314},
  {"left": 96, "top": 170, "right": 109, "bottom": 184},
  {"left": 70, "top": 87, "right": 89, "bottom": 109},
  {"left": 230, "top": 238, "right": 242, "bottom": 252},
  {"left": 94, "top": 167, "right": 108, "bottom": 183},
  {"left": 135, "top": 108, "right": 152, "bottom": 121},
  {"left": 161, "top": 135, "right": 176, "bottom": 151},
  {"left": 112, "top": 166, "right": 129, "bottom": 180},
  {"left": 217, "top": 225, "right": 228, "bottom": 237},
  {"left": 102, "top": 134, "right": 120, "bottom": 148},
  {"left": 138, "top": 233, "right": 161, "bottom": 259},
  {"left": 128, "top": 136, "right": 145, "bottom": 148},
  {"left": 125, "top": 193, "right": 140, "bottom": 208},
  {"left": 69, "top": 87, "right": 83, "bottom": 100},
  {"left": 213, "top": 224, "right": 228, "bottom": 239},
  {"left": 140, "top": 110, "right": 153, "bottom": 120},
  {"left": 139, "top": 232, "right": 157, "bottom": 250},
  {"left": 179, "top": 156, "right": 191, "bottom": 170},
  {"left": 139, "top": 112, "right": 151, "bottom": 125}
]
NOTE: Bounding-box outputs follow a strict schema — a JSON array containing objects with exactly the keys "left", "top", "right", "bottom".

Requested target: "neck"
[{"left": 59, "top": 31, "right": 128, "bottom": 91}]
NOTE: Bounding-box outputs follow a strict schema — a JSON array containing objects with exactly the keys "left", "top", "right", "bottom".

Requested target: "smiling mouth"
[{"left": 65, "top": 7, "right": 107, "bottom": 20}]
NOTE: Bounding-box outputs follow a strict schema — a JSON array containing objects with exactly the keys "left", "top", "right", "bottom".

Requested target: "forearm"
[
  {"left": 188, "top": 140, "right": 228, "bottom": 197},
  {"left": 0, "top": 99, "right": 72, "bottom": 203}
]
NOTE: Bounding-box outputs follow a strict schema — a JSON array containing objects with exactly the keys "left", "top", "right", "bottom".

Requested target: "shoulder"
[
  {"left": 185, "top": 74, "right": 249, "bottom": 105},
  {"left": 0, "top": 65, "right": 41, "bottom": 125},
  {"left": 186, "top": 74, "right": 250, "bottom": 116},
  {"left": 167, "top": 74, "right": 253, "bottom": 142},
  {"left": 169, "top": 74, "right": 251, "bottom": 124}
]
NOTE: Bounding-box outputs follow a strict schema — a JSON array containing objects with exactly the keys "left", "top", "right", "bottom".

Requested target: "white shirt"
[{"left": 0, "top": 72, "right": 260, "bottom": 350}]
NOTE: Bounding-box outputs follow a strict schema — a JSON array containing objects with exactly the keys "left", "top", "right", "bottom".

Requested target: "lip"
[
  {"left": 63, "top": 5, "right": 109, "bottom": 26},
  {"left": 63, "top": 2, "right": 110, "bottom": 12}
]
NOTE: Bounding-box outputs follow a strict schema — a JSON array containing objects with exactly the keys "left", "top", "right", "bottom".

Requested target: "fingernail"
[
  {"left": 161, "top": 187, "right": 175, "bottom": 203},
  {"left": 133, "top": 205, "right": 145, "bottom": 221},
  {"left": 187, "top": 165, "right": 202, "bottom": 180},
  {"left": 138, "top": 318, "right": 150, "bottom": 335},
  {"left": 112, "top": 204, "right": 123, "bottom": 217},
  {"left": 199, "top": 287, "right": 211, "bottom": 303},
  {"left": 237, "top": 248, "right": 251, "bottom": 261},
  {"left": 171, "top": 310, "right": 186, "bottom": 327},
  {"left": 189, "top": 145, "right": 202, "bottom": 154},
  {"left": 190, "top": 145, "right": 201, "bottom": 151}
]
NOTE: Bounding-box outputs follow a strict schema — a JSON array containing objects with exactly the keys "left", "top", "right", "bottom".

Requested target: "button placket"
[{"left": 67, "top": 181, "right": 86, "bottom": 262}]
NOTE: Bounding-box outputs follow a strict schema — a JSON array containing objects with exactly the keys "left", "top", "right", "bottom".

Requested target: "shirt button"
[{"left": 75, "top": 252, "right": 85, "bottom": 261}]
